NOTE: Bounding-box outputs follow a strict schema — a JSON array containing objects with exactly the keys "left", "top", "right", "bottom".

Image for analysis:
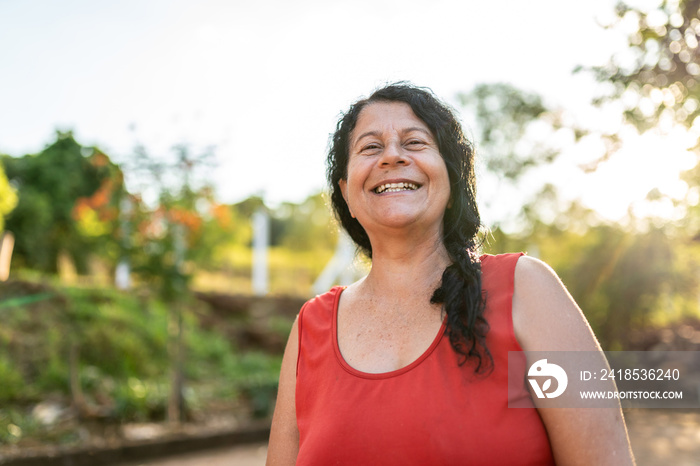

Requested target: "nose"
[{"left": 378, "top": 141, "right": 408, "bottom": 167}]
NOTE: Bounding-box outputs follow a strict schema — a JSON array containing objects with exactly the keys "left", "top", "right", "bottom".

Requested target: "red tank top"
[{"left": 295, "top": 253, "right": 555, "bottom": 465}]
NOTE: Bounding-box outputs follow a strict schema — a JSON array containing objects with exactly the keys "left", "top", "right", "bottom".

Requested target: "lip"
[{"left": 369, "top": 178, "right": 422, "bottom": 193}]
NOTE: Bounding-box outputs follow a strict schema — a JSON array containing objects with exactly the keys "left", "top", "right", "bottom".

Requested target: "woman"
[{"left": 267, "top": 83, "right": 634, "bottom": 465}]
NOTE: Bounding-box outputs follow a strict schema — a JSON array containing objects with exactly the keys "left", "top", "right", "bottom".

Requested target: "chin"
[{"left": 370, "top": 212, "right": 442, "bottom": 231}]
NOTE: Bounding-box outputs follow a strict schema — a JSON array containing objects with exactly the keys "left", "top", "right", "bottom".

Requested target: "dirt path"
[
  {"left": 118, "top": 442, "right": 268, "bottom": 466},
  {"left": 625, "top": 409, "right": 700, "bottom": 466},
  {"left": 119, "top": 409, "right": 700, "bottom": 466}
]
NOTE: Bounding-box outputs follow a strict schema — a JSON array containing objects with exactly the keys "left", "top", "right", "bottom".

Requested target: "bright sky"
[{"left": 0, "top": 0, "right": 695, "bottom": 225}]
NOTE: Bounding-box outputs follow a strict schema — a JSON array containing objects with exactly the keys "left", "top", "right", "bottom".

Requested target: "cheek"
[
  {"left": 338, "top": 179, "right": 347, "bottom": 200},
  {"left": 337, "top": 179, "right": 356, "bottom": 218},
  {"left": 436, "top": 166, "right": 452, "bottom": 209},
  {"left": 344, "top": 160, "right": 367, "bottom": 193}
]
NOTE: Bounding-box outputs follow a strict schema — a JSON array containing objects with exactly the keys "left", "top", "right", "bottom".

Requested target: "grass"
[{"left": 0, "top": 277, "right": 286, "bottom": 448}]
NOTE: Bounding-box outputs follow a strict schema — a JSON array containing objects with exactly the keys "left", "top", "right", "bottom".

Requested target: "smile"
[{"left": 373, "top": 182, "right": 420, "bottom": 194}]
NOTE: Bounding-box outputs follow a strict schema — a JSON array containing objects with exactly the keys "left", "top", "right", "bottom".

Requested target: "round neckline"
[{"left": 331, "top": 286, "right": 447, "bottom": 380}]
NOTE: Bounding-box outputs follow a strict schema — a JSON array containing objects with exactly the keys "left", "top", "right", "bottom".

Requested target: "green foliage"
[
  {"left": 35, "top": 327, "right": 72, "bottom": 394},
  {"left": 2, "top": 131, "right": 338, "bottom": 297},
  {"left": 486, "top": 218, "right": 700, "bottom": 350},
  {"left": 585, "top": 0, "right": 700, "bottom": 234},
  {"left": 191, "top": 202, "right": 249, "bottom": 269},
  {"left": 458, "top": 83, "right": 565, "bottom": 180},
  {"left": 190, "top": 192, "right": 337, "bottom": 296},
  {"left": 0, "top": 354, "right": 24, "bottom": 401},
  {"left": 2, "top": 132, "right": 125, "bottom": 273},
  {"left": 0, "top": 277, "right": 286, "bottom": 428},
  {"left": 224, "top": 351, "right": 282, "bottom": 419},
  {"left": 680, "top": 162, "right": 700, "bottom": 234},
  {"left": 0, "top": 283, "right": 164, "bottom": 403},
  {"left": 271, "top": 192, "right": 337, "bottom": 250},
  {"left": 458, "top": 84, "right": 585, "bottom": 235},
  {"left": 113, "top": 378, "right": 168, "bottom": 422},
  {"left": 589, "top": 0, "right": 700, "bottom": 133},
  {"left": 0, "top": 408, "right": 41, "bottom": 445},
  {"left": 124, "top": 144, "right": 218, "bottom": 302},
  {"left": 465, "top": 30, "right": 700, "bottom": 350},
  {"left": 561, "top": 226, "right": 698, "bottom": 349}
]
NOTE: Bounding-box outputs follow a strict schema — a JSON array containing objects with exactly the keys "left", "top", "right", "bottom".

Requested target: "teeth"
[{"left": 374, "top": 182, "right": 419, "bottom": 194}]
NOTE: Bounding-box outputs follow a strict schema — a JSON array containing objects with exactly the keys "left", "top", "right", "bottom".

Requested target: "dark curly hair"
[{"left": 327, "top": 82, "right": 491, "bottom": 372}]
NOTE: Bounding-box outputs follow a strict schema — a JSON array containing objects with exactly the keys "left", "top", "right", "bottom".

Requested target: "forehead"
[{"left": 352, "top": 101, "right": 431, "bottom": 141}]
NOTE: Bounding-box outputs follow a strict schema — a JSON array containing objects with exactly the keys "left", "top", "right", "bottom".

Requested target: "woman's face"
[{"left": 339, "top": 101, "right": 451, "bottom": 239}]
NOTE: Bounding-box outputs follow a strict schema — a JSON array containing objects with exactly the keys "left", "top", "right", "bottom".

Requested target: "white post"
[
  {"left": 115, "top": 262, "right": 131, "bottom": 290},
  {"left": 338, "top": 233, "right": 356, "bottom": 286},
  {"left": 252, "top": 208, "right": 269, "bottom": 296},
  {"left": 313, "top": 231, "right": 357, "bottom": 295},
  {"left": 115, "top": 197, "right": 132, "bottom": 290}
]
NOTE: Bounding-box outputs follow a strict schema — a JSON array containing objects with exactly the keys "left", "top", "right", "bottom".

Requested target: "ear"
[{"left": 338, "top": 179, "right": 355, "bottom": 218}]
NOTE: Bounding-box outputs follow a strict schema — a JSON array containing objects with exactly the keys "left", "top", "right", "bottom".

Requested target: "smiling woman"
[
  {"left": 266, "top": 83, "right": 635, "bottom": 465},
  {"left": 338, "top": 101, "right": 451, "bottom": 243}
]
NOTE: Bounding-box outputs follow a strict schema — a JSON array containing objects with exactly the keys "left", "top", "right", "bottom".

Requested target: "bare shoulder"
[
  {"left": 513, "top": 254, "right": 564, "bottom": 293},
  {"left": 266, "top": 316, "right": 300, "bottom": 465},
  {"left": 512, "top": 255, "right": 600, "bottom": 352},
  {"left": 512, "top": 256, "right": 635, "bottom": 465}
]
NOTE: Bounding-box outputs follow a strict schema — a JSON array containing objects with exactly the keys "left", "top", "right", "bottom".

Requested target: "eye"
[
  {"left": 360, "top": 143, "right": 381, "bottom": 154},
  {"left": 405, "top": 139, "right": 426, "bottom": 149}
]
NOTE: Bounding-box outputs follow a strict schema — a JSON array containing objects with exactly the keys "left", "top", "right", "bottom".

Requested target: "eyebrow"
[{"left": 352, "top": 126, "right": 433, "bottom": 147}]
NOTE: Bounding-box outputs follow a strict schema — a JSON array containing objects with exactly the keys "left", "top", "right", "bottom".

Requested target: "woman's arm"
[
  {"left": 266, "top": 317, "right": 300, "bottom": 465},
  {"left": 513, "top": 255, "right": 635, "bottom": 466}
]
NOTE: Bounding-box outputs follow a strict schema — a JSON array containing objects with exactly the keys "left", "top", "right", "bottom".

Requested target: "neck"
[{"left": 361, "top": 228, "right": 451, "bottom": 300}]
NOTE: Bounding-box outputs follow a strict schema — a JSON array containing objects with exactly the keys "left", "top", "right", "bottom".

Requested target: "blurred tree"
[
  {"left": 273, "top": 192, "right": 336, "bottom": 251},
  {"left": 1, "top": 131, "right": 125, "bottom": 274},
  {"left": 121, "top": 142, "right": 216, "bottom": 424},
  {"left": 586, "top": 0, "right": 700, "bottom": 234},
  {"left": 214, "top": 192, "right": 336, "bottom": 253},
  {"left": 234, "top": 195, "right": 266, "bottom": 219},
  {"left": 485, "top": 212, "right": 699, "bottom": 349},
  {"left": 551, "top": 224, "right": 697, "bottom": 349},
  {"left": 459, "top": 83, "right": 566, "bottom": 180},
  {"left": 0, "top": 161, "right": 18, "bottom": 232},
  {"left": 461, "top": 77, "right": 700, "bottom": 349},
  {"left": 589, "top": 0, "right": 700, "bottom": 132},
  {"left": 458, "top": 83, "right": 585, "bottom": 233},
  {"left": 570, "top": 0, "right": 700, "bottom": 345},
  {"left": 124, "top": 143, "right": 216, "bottom": 300},
  {"left": 188, "top": 201, "right": 244, "bottom": 269}
]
